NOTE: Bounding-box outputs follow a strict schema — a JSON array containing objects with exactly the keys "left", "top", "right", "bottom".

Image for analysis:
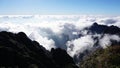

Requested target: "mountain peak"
[{"left": 88, "top": 23, "right": 120, "bottom": 34}]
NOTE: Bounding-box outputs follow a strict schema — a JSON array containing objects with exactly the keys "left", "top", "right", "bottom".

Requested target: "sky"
[{"left": 0, "top": 0, "right": 120, "bottom": 15}]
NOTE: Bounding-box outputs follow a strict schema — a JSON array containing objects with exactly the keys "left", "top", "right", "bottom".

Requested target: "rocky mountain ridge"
[{"left": 0, "top": 31, "right": 78, "bottom": 68}]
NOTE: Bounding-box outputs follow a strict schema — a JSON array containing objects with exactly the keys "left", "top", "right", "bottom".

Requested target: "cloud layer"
[{"left": 0, "top": 15, "right": 120, "bottom": 59}]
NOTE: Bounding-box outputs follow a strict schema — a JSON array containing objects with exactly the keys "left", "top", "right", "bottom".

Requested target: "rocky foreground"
[
  {"left": 80, "top": 45, "right": 120, "bottom": 68},
  {"left": 0, "top": 31, "right": 78, "bottom": 68},
  {"left": 0, "top": 23, "right": 120, "bottom": 68}
]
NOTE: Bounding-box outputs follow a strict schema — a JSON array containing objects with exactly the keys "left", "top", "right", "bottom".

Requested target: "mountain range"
[{"left": 0, "top": 22, "right": 120, "bottom": 68}]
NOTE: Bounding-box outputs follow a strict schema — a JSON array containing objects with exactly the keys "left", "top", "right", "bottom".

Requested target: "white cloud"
[
  {"left": 66, "top": 35, "right": 94, "bottom": 57},
  {"left": 0, "top": 15, "right": 120, "bottom": 56},
  {"left": 99, "top": 34, "right": 120, "bottom": 48},
  {"left": 29, "top": 31, "right": 56, "bottom": 50}
]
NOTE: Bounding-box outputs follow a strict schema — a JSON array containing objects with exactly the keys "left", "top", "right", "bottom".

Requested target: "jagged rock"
[
  {"left": 87, "top": 22, "right": 120, "bottom": 34},
  {"left": 79, "top": 45, "right": 120, "bottom": 68},
  {"left": 0, "top": 31, "right": 78, "bottom": 68},
  {"left": 76, "top": 23, "right": 120, "bottom": 64},
  {"left": 51, "top": 48, "right": 78, "bottom": 68}
]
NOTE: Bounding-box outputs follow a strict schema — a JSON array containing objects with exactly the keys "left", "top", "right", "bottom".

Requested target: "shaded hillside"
[
  {"left": 79, "top": 45, "right": 120, "bottom": 68},
  {"left": 0, "top": 31, "right": 78, "bottom": 68},
  {"left": 74, "top": 23, "right": 120, "bottom": 64},
  {"left": 87, "top": 22, "right": 120, "bottom": 34}
]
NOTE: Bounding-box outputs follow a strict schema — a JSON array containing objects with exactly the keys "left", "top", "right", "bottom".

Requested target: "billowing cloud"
[
  {"left": 0, "top": 15, "right": 120, "bottom": 58},
  {"left": 29, "top": 31, "right": 55, "bottom": 50},
  {"left": 66, "top": 35, "right": 95, "bottom": 57},
  {"left": 99, "top": 34, "right": 120, "bottom": 48}
]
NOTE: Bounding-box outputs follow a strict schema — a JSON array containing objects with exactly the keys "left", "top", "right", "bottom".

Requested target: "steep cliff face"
[
  {"left": 51, "top": 48, "right": 78, "bottom": 68},
  {"left": 79, "top": 45, "right": 120, "bottom": 68},
  {"left": 0, "top": 31, "right": 78, "bottom": 68}
]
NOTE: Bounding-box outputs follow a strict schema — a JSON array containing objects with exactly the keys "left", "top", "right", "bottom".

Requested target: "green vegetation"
[{"left": 80, "top": 45, "right": 120, "bottom": 68}]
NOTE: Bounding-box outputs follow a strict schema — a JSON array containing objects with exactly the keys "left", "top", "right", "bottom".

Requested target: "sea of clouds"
[{"left": 0, "top": 15, "right": 120, "bottom": 58}]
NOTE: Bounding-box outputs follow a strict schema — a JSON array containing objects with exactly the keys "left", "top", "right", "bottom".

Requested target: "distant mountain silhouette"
[
  {"left": 0, "top": 31, "right": 78, "bottom": 68},
  {"left": 87, "top": 22, "right": 120, "bottom": 34},
  {"left": 89, "top": 23, "right": 120, "bottom": 46},
  {"left": 75, "top": 23, "right": 120, "bottom": 64},
  {"left": 77, "top": 22, "right": 120, "bottom": 68}
]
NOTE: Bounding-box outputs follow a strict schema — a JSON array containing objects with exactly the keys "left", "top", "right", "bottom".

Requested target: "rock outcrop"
[
  {"left": 0, "top": 31, "right": 78, "bottom": 68},
  {"left": 79, "top": 45, "right": 120, "bottom": 68}
]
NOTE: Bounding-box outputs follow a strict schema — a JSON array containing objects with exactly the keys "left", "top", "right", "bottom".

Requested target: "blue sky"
[{"left": 0, "top": 0, "right": 120, "bottom": 15}]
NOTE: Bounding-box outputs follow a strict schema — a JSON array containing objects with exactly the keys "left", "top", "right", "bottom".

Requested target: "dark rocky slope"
[
  {"left": 74, "top": 23, "right": 120, "bottom": 64},
  {"left": 87, "top": 22, "right": 120, "bottom": 34},
  {"left": 0, "top": 31, "right": 78, "bottom": 68},
  {"left": 79, "top": 45, "right": 120, "bottom": 68}
]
